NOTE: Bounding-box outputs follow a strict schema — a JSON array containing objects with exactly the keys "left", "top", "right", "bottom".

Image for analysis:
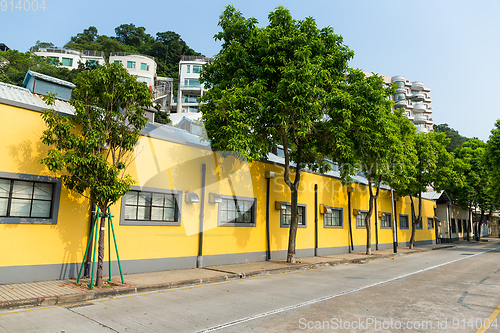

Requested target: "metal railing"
[
  {"left": 110, "top": 52, "right": 155, "bottom": 61},
  {"left": 180, "top": 55, "right": 211, "bottom": 62},
  {"left": 30, "top": 47, "right": 104, "bottom": 57}
]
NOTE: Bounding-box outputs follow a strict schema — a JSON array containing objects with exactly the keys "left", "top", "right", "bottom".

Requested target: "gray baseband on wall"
[
  {"left": 0, "top": 239, "right": 438, "bottom": 284},
  {"left": 270, "top": 248, "right": 316, "bottom": 260},
  {"left": 0, "top": 256, "right": 198, "bottom": 285},
  {"left": 201, "top": 251, "right": 267, "bottom": 267},
  {"left": 398, "top": 239, "right": 436, "bottom": 247}
]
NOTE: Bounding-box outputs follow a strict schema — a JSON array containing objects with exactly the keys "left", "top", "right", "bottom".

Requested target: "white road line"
[{"left": 196, "top": 246, "right": 499, "bottom": 333}]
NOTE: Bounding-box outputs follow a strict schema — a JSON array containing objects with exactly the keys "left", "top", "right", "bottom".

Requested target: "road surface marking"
[
  {"left": 476, "top": 303, "right": 500, "bottom": 333},
  {"left": 197, "top": 246, "right": 499, "bottom": 333}
]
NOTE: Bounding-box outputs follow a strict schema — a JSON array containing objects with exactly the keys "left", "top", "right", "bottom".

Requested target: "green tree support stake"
[
  {"left": 108, "top": 208, "right": 126, "bottom": 285},
  {"left": 108, "top": 211, "right": 111, "bottom": 282},
  {"left": 75, "top": 208, "right": 99, "bottom": 285}
]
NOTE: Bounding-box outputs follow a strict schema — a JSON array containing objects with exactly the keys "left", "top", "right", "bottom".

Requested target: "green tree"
[
  {"left": 0, "top": 49, "right": 79, "bottom": 86},
  {"left": 433, "top": 123, "right": 469, "bottom": 152},
  {"left": 115, "top": 24, "right": 154, "bottom": 50},
  {"left": 200, "top": 6, "right": 356, "bottom": 263},
  {"left": 335, "top": 71, "right": 416, "bottom": 254},
  {"left": 448, "top": 139, "right": 489, "bottom": 240},
  {"left": 40, "top": 63, "right": 152, "bottom": 287},
  {"left": 485, "top": 120, "right": 500, "bottom": 216},
  {"left": 33, "top": 40, "right": 55, "bottom": 49},
  {"left": 395, "top": 132, "right": 457, "bottom": 248}
]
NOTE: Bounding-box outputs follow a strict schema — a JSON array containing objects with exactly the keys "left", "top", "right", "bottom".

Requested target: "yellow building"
[{"left": 0, "top": 79, "right": 437, "bottom": 284}]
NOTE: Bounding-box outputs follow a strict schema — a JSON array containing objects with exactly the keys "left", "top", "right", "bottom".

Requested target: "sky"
[{"left": 2, "top": 0, "right": 499, "bottom": 141}]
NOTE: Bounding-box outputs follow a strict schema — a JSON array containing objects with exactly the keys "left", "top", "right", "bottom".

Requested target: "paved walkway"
[{"left": 0, "top": 242, "right": 469, "bottom": 310}]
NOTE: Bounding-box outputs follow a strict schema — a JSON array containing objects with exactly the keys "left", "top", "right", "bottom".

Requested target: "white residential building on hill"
[
  {"left": 173, "top": 55, "right": 210, "bottom": 113},
  {"left": 109, "top": 52, "right": 156, "bottom": 90},
  {"left": 30, "top": 47, "right": 106, "bottom": 70},
  {"left": 31, "top": 47, "right": 174, "bottom": 116}
]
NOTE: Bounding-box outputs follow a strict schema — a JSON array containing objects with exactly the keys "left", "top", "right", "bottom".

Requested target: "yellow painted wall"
[
  {"left": 0, "top": 104, "right": 90, "bottom": 268},
  {"left": 0, "top": 102, "right": 437, "bottom": 275}
]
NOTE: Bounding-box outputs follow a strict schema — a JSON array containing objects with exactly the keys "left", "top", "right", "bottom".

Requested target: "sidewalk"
[{"left": 0, "top": 243, "right": 458, "bottom": 310}]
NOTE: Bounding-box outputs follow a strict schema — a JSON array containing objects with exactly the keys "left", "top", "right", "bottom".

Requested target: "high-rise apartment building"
[{"left": 381, "top": 74, "right": 433, "bottom": 133}]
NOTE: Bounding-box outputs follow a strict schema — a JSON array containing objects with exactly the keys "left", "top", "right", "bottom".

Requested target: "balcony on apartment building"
[
  {"left": 416, "top": 125, "right": 430, "bottom": 133},
  {"left": 180, "top": 79, "right": 203, "bottom": 92},
  {"left": 110, "top": 52, "right": 155, "bottom": 61},
  {"left": 180, "top": 55, "right": 211, "bottom": 62},
  {"left": 413, "top": 102, "right": 426, "bottom": 113},
  {"left": 181, "top": 95, "right": 200, "bottom": 105},
  {"left": 413, "top": 114, "right": 427, "bottom": 124}
]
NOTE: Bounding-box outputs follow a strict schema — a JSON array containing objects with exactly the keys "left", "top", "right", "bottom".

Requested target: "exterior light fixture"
[
  {"left": 185, "top": 191, "right": 200, "bottom": 203},
  {"left": 320, "top": 204, "right": 332, "bottom": 214},
  {"left": 209, "top": 193, "right": 222, "bottom": 204},
  {"left": 275, "top": 201, "right": 287, "bottom": 211}
]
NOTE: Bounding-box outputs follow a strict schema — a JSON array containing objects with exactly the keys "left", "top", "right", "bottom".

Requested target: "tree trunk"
[
  {"left": 365, "top": 193, "right": 373, "bottom": 255},
  {"left": 466, "top": 206, "right": 471, "bottom": 242},
  {"left": 95, "top": 205, "right": 107, "bottom": 287},
  {"left": 282, "top": 133, "right": 302, "bottom": 264},
  {"left": 287, "top": 184, "right": 299, "bottom": 263},
  {"left": 409, "top": 195, "right": 416, "bottom": 249},
  {"left": 478, "top": 210, "right": 485, "bottom": 240},
  {"left": 417, "top": 191, "right": 422, "bottom": 247}
]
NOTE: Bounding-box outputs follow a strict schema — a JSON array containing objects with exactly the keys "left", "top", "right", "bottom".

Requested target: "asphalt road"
[{"left": 1, "top": 242, "right": 499, "bottom": 333}]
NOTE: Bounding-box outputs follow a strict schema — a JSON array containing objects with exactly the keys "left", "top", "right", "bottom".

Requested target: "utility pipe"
[
  {"left": 314, "top": 184, "right": 318, "bottom": 257},
  {"left": 347, "top": 188, "right": 354, "bottom": 252},
  {"left": 197, "top": 164, "right": 206, "bottom": 268},
  {"left": 374, "top": 199, "right": 379, "bottom": 251},
  {"left": 265, "top": 171, "right": 274, "bottom": 260}
]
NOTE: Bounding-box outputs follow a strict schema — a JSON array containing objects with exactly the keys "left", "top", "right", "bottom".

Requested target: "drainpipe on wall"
[
  {"left": 391, "top": 190, "right": 397, "bottom": 253},
  {"left": 314, "top": 184, "right": 318, "bottom": 257},
  {"left": 197, "top": 164, "right": 206, "bottom": 268},
  {"left": 265, "top": 171, "right": 274, "bottom": 261},
  {"left": 347, "top": 187, "right": 354, "bottom": 253}
]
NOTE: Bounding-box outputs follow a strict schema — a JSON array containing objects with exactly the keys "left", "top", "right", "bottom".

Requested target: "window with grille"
[
  {"left": 400, "top": 215, "right": 409, "bottom": 229},
  {"left": 218, "top": 196, "right": 256, "bottom": 227},
  {"left": 324, "top": 208, "right": 342, "bottom": 227},
  {"left": 356, "top": 211, "right": 368, "bottom": 228},
  {"left": 0, "top": 173, "right": 61, "bottom": 224},
  {"left": 380, "top": 213, "right": 391, "bottom": 228},
  {"left": 121, "top": 188, "right": 181, "bottom": 226},
  {"left": 281, "top": 204, "right": 306, "bottom": 227}
]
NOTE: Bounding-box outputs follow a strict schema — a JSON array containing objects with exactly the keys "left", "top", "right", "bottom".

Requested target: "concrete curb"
[{"left": 0, "top": 244, "right": 456, "bottom": 310}]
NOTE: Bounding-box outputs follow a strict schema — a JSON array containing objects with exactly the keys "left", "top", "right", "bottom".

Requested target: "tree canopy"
[
  {"left": 433, "top": 123, "right": 469, "bottom": 152},
  {"left": 200, "top": 5, "right": 377, "bottom": 262},
  {"left": 393, "top": 131, "right": 458, "bottom": 247},
  {"left": 485, "top": 120, "right": 500, "bottom": 210},
  {"left": 0, "top": 49, "right": 80, "bottom": 86}
]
